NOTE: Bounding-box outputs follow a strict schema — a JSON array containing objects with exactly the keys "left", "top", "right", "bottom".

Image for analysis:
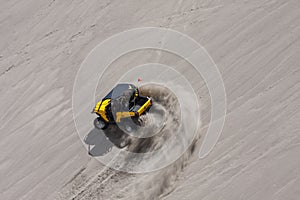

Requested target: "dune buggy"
[{"left": 92, "top": 83, "right": 152, "bottom": 131}]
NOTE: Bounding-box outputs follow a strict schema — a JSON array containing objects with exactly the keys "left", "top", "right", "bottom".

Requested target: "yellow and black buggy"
[{"left": 92, "top": 83, "right": 152, "bottom": 131}]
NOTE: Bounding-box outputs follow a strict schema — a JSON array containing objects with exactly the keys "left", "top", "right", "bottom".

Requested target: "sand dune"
[{"left": 0, "top": 0, "right": 299, "bottom": 199}]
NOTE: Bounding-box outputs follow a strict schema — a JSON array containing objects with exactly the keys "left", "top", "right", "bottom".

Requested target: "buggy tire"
[{"left": 94, "top": 117, "right": 108, "bottom": 130}]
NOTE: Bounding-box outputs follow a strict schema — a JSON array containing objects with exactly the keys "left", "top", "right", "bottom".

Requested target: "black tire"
[
  {"left": 131, "top": 116, "right": 141, "bottom": 126},
  {"left": 94, "top": 117, "right": 108, "bottom": 130}
]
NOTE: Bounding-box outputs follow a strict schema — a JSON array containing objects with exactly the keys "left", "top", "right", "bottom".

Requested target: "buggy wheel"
[
  {"left": 94, "top": 117, "right": 108, "bottom": 130},
  {"left": 131, "top": 116, "right": 142, "bottom": 126}
]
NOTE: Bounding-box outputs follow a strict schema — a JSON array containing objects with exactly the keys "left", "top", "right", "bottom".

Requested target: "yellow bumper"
[
  {"left": 94, "top": 99, "right": 110, "bottom": 122},
  {"left": 137, "top": 98, "right": 152, "bottom": 116}
]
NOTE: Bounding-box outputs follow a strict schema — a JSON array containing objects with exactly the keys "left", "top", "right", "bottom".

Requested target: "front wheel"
[{"left": 94, "top": 117, "right": 108, "bottom": 130}]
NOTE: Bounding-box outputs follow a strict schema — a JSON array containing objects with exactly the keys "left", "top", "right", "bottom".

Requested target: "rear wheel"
[{"left": 94, "top": 117, "right": 108, "bottom": 130}]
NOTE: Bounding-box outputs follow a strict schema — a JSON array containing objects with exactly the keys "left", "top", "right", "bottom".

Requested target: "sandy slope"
[{"left": 0, "top": 0, "right": 299, "bottom": 200}]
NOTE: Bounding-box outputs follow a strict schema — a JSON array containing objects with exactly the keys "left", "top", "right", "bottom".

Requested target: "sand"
[{"left": 0, "top": 0, "right": 299, "bottom": 199}]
